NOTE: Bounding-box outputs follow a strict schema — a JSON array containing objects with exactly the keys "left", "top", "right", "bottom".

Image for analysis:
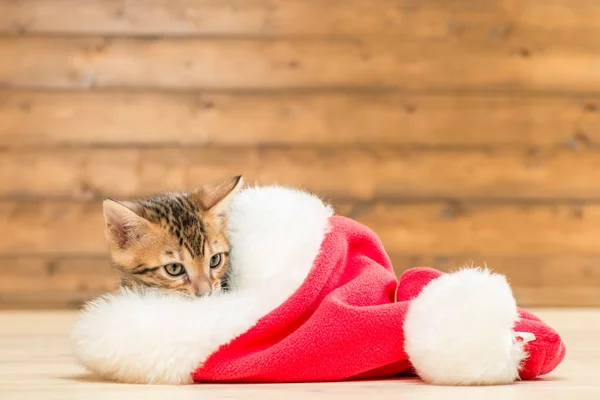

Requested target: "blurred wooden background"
[{"left": 1, "top": 0, "right": 600, "bottom": 308}]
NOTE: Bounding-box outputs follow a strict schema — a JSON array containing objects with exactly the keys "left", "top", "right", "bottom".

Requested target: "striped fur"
[{"left": 102, "top": 176, "right": 243, "bottom": 297}]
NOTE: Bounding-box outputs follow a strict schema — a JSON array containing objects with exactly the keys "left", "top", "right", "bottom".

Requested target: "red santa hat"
[{"left": 71, "top": 185, "right": 565, "bottom": 385}]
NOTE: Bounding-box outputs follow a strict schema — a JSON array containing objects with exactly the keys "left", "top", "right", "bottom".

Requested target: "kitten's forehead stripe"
[{"left": 138, "top": 193, "right": 205, "bottom": 257}]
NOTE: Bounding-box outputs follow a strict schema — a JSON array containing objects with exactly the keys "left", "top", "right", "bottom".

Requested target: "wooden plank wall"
[{"left": 1, "top": 0, "right": 600, "bottom": 308}]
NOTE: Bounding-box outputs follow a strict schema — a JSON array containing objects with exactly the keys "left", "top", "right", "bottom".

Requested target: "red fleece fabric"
[{"left": 192, "top": 216, "right": 565, "bottom": 383}]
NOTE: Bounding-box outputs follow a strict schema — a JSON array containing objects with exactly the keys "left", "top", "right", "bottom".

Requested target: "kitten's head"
[{"left": 102, "top": 175, "right": 243, "bottom": 297}]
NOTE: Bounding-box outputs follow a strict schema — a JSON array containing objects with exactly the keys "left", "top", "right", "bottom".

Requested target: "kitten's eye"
[
  {"left": 164, "top": 263, "right": 186, "bottom": 277},
  {"left": 209, "top": 253, "right": 222, "bottom": 269}
]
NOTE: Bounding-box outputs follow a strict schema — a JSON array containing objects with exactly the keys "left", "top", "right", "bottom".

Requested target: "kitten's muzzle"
[{"left": 193, "top": 281, "right": 212, "bottom": 297}]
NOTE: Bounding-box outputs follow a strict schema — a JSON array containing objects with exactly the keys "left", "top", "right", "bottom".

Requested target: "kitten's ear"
[
  {"left": 191, "top": 175, "right": 243, "bottom": 214},
  {"left": 102, "top": 199, "right": 150, "bottom": 249}
]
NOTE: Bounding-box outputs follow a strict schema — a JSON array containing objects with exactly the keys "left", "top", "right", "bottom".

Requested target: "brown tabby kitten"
[{"left": 102, "top": 175, "right": 243, "bottom": 297}]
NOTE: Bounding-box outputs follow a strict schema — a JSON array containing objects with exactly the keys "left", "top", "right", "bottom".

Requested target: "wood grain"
[
  {"left": 2, "top": 254, "right": 600, "bottom": 307},
  {"left": 0, "top": 0, "right": 500, "bottom": 38},
  {"left": 0, "top": 202, "right": 105, "bottom": 255},
  {"left": 1, "top": 147, "right": 599, "bottom": 201},
  {"left": 352, "top": 202, "right": 598, "bottom": 256},
  {"left": 1, "top": 90, "right": 598, "bottom": 147},
  {"left": 396, "top": 254, "right": 600, "bottom": 306},
  {"left": 1, "top": 37, "right": 599, "bottom": 91},
  {"left": 0, "top": 256, "right": 116, "bottom": 294},
  {"left": 0, "top": 256, "right": 117, "bottom": 308},
  {"left": 1, "top": 0, "right": 599, "bottom": 41},
  {"left": 392, "top": 254, "right": 600, "bottom": 289},
  {"left": 512, "top": 287, "right": 600, "bottom": 307},
  {"left": 0, "top": 200, "right": 598, "bottom": 256}
]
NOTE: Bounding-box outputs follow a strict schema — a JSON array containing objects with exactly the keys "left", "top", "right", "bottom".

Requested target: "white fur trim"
[
  {"left": 403, "top": 268, "right": 527, "bottom": 386},
  {"left": 71, "top": 186, "right": 333, "bottom": 384}
]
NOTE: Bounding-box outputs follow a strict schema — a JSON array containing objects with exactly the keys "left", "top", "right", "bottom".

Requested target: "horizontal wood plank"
[
  {"left": 393, "top": 254, "right": 600, "bottom": 289},
  {"left": 1, "top": 90, "right": 599, "bottom": 147},
  {"left": 0, "top": 256, "right": 117, "bottom": 308},
  {"left": 1, "top": 147, "right": 599, "bottom": 201},
  {"left": 0, "top": 0, "right": 499, "bottom": 38},
  {"left": 1, "top": 0, "right": 599, "bottom": 40},
  {"left": 0, "top": 200, "right": 598, "bottom": 256},
  {"left": 0, "top": 256, "right": 117, "bottom": 295},
  {"left": 510, "top": 288, "right": 600, "bottom": 307},
  {"left": 1, "top": 37, "right": 599, "bottom": 91},
  {"left": 0, "top": 292, "right": 109, "bottom": 309},
  {"left": 2, "top": 254, "right": 600, "bottom": 307},
  {"left": 351, "top": 202, "right": 598, "bottom": 256},
  {"left": 350, "top": 203, "right": 600, "bottom": 258}
]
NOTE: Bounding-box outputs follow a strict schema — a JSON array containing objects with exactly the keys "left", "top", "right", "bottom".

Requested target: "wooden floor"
[{"left": 1, "top": 309, "right": 599, "bottom": 399}]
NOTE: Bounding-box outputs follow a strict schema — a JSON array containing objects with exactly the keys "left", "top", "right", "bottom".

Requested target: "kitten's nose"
[{"left": 193, "top": 282, "right": 212, "bottom": 297}]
